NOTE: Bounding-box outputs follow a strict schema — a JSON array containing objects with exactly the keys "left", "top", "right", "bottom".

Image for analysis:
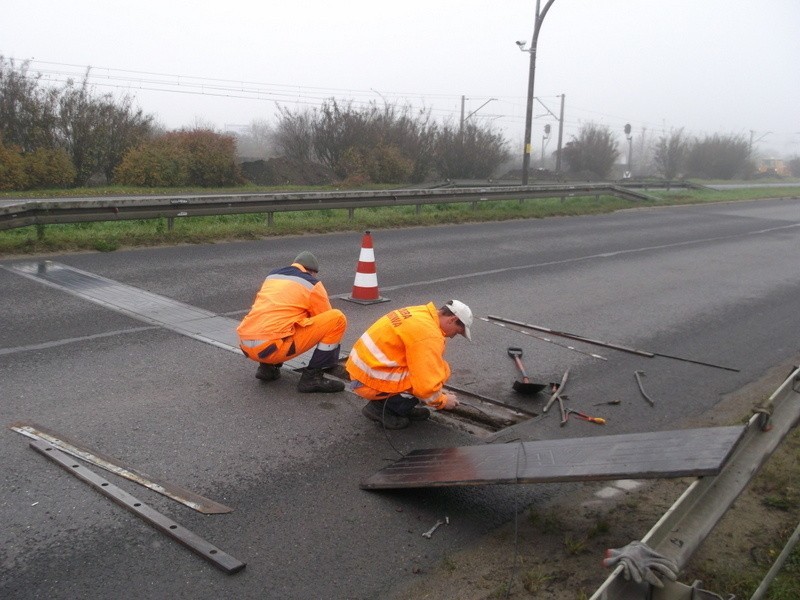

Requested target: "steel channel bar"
[
  {"left": 10, "top": 421, "right": 232, "bottom": 514},
  {"left": 30, "top": 439, "right": 246, "bottom": 575},
  {"left": 590, "top": 366, "right": 800, "bottom": 599}
]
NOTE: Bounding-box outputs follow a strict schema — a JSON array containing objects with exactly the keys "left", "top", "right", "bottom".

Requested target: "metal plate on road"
[
  {"left": 3, "top": 260, "right": 313, "bottom": 368},
  {"left": 360, "top": 426, "right": 744, "bottom": 489},
  {"left": 30, "top": 439, "right": 246, "bottom": 574},
  {"left": 10, "top": 421, "right": 233, "bottom": 514}
]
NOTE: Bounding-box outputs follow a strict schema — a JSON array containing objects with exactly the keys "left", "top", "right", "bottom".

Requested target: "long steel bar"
[
  {"left": 486, "top": 315, "right": 740, "bottom": 372},
  {"left": 478, "top": 317, "right": 607, "bottom": 360},
  {"left": 0, "top": 183, "right": 654, "bottom": 231},
  {"left": 10, "top": 421, "right": 232, "bottom": 514},
  {"left": 442, "top": 383, "right": 539, "bottom": 418},
  {"left": 590, "top": 366, "right": 800, "bottom": 599},
  {"left": 30, "top": 440, "right": 246, "bottom": 574}
]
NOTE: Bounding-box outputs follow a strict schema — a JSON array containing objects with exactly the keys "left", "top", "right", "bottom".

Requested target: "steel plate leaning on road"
[{"left": 360, "top": 426, "right": 744, "bottom": 489}]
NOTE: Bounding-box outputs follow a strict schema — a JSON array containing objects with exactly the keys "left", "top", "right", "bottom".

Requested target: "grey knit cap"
[{"left": 293, "top": 251, "right": 319, "bottom": 272}]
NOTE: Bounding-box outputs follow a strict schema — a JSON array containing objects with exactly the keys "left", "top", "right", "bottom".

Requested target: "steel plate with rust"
[{"left": 360, "top": 426, "right": 744, "bottom": 489}]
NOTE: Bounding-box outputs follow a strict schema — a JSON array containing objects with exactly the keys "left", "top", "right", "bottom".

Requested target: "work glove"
[
  {"left": 439, "top": 391, "right": 459, "bottom": 410},
  {"left": 602, "top": 541, "right": 679, "bottom": 588}
]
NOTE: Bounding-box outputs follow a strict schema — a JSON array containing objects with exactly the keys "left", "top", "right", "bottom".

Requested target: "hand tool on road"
[
  {"left": 422, "top": 516, "right": 449, "bottom": 538},
  {"left": 565, "top": 408, "right": 606, "bottom": 425},
  {"left": 486, "top": 315, "right": 740, "bottom": 372},
  {"left": 634, "top": 370, "right": 656, "bottom": 406},
  {"left": 558, "top": 396, "right": 569, "bottom": 426},
  {"left": 507, "top": 347, "right": 546, "bottom": 394},
  {"left": 543, "top": 368, "right": 570, "bottom": 413}
]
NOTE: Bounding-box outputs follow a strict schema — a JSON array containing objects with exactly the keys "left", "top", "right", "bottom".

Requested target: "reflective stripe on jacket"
[
  {"left": 345, "top": 303, "right": 451, "bottom": 408},
  {"left": 237, "top": 263, "right": 332, "bottom": 340}
]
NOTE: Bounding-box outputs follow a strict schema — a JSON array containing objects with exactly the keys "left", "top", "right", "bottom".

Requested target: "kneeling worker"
[
  {"left": 346, "top": 300, "right": 472, "bottom": 429},
  {"left": 237, "top": 251, "right": 347, "bottom": 393}
]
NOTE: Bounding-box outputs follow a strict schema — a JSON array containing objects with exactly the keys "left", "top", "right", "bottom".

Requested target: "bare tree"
[
  {"left": 274, "top": 105, "right": 316, "bottom": 163},
  {"left": 57, "top": 72, "right": 153, "bottom": 185},
  {"left": 561, "top": 123, "right": 620, "bottom": 179},
  {"left": 434, "top": 120, "right": 510, "bottom": 179},
  {"left": 654, "top": 128, "right": 688, "bottom": 179},
  {"left": 685, "top": 133, "right": 753, "bottom": 179},
  {"left": 0, "top": 57, "right": 59, "bottom": 151}
]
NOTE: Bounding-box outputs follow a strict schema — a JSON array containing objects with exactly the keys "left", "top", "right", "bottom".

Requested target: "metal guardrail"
[
  {"left": 0, "top": 183, "right": 657, "bottom": 232},
  {"left": 591, "top": 365, "right": 800, "bottom": 599}
]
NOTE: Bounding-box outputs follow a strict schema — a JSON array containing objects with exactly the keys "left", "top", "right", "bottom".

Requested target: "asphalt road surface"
[{"left": 2, "top": 197, "right": 799, "bottom": 599}]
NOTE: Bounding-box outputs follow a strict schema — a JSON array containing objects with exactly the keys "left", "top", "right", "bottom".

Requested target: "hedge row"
[
  {"left": 0, "top": 141, "right": 75, "bottom": 190},
  {"left": 114, "top": 130, "right": 243, "bottom": 187}
]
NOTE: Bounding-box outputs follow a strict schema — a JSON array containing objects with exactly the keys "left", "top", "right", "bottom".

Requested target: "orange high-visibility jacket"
[
  {"left": 237, "top": 263, "right": 332, "bottom": 341},
  {"left": 346, "top": 303, "right": 451, "bottom": 409}
]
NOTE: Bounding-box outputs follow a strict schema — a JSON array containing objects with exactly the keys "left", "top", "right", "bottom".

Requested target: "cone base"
[{"left": 343, "top": 295, "right": 390, "bottom": 305}]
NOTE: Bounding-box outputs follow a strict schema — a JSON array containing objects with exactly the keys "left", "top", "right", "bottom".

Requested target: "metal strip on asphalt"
[
  {"left": 10, "top": 421, "right": 233, "bottom": 514},
  {"left": 2, "top": 260, "right": 309, "bottom": 369},
  {"left": 30, "top": 439, "right": 246, "bottom": 575}
]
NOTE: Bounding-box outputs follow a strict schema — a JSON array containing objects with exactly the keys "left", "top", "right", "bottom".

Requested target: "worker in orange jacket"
[
  {"left": 346, "top": 300, "right": 472, "bottom": 429},
  {"left": 237, "top": 251, "right": 347, "bottom": 393}
]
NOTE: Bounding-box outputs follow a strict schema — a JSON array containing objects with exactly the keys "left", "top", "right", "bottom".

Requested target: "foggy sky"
[{"left": 3, "top": 0, "right": 799, "bottom": 158}]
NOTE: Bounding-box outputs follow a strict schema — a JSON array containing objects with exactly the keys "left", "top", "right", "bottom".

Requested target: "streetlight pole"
[{"left": 519, "top": 0, "right": 557, "bottom": 185}]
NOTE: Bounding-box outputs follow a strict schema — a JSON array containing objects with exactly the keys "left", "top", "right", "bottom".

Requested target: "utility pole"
[
  {"left": 530, "top": 94, "right": 565, "bottom": 175},
  {"left": 460, "top": 96, "right": 466, "bottom": 138},
  {"left": 460, "top": 96, "right": 496, "bottom": 138},
  {"left": 555, "top": 93, "right": 565, "bottom": 174},
  {"left": 518, "top": 0, "right": 557, "bottom": 185},
  {"left": 749, "top": 130, "right": 772, "bottom": 156}
]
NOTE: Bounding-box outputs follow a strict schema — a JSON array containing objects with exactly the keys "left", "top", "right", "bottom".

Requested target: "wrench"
[
  {"left": 634, "top": 370, "right": 655, "bottom": 406},
  {"left": 558, "top": 396, "right": 568, "bottom": 426},
  {"left": 422, "top": 517, "right": 449, "bottom": 538}
]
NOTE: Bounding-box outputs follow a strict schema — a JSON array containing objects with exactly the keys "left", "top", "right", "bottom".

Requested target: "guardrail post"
[
  {"left": 36, "top": 223, "right": 45, "bottom": 240},
  {"left": 415, "top": 204, "right": 421, "bottom": 215},
  {"left": 167, "top": 217, "right": 174, "bottom": 231},
  {"left": 267, "top": 212, "right": 274, "bottom": 226},
  {"left": 348, "top": 208, "right": 354, "bottom": 221}
]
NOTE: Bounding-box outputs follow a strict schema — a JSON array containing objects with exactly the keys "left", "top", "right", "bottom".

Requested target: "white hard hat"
[{"left": 446, "top": 299, "right": 473, "bottom": 341}]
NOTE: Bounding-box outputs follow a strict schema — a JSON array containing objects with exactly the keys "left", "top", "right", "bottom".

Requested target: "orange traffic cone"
[{"left": 345, "top": 231, "right": 390, "bottom": 305}]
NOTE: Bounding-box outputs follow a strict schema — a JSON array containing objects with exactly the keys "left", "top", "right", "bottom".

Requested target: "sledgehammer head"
[{"left": 513, "top": 380, "right": 547, "bottom": 395}]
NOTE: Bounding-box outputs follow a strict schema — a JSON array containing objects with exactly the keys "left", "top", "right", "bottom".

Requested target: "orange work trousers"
[{"left": 239, "top": 309, "right": 347, "bottom": 365}]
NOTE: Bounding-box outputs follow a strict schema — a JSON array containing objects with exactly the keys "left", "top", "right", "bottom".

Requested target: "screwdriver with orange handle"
[{"left": 565, "top": 408, "right": 606, "bottom": 425}]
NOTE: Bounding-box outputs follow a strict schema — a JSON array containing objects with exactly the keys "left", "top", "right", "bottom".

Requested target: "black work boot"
[
  {"left": 323, "top": 363, "right": 350, "bottom": 381},
  {"left": 297, "top": 368, "right": 345, "bottom": 393},
  {"left": 361, "top": 401, "right": 410, "bottom": 430},
  {"left": 407, "top": 405, "right": 431, "bottom": 421},
  {"left": 255, "top": 363, "right": 281, "bottom": 382}
]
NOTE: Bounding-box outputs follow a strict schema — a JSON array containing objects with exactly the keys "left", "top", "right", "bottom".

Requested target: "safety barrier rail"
[
  {"left": 0, "top": 183, "right": 656, "bottom": 233},
  {"left": 591, "top": 365, "right": 800, "bottom": 599}
]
